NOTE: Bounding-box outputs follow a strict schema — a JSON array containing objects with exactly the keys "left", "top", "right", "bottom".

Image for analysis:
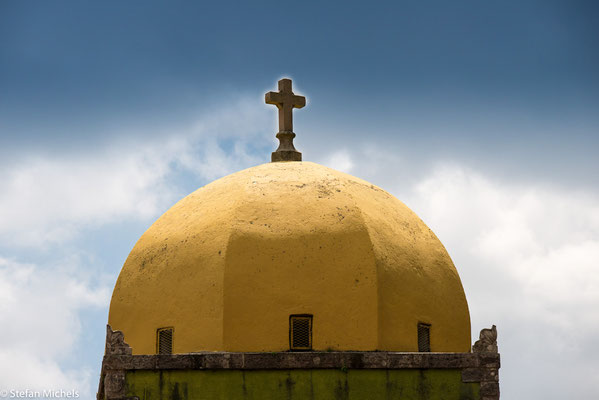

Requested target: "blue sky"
[
  {"left": 1, "top": 1, "right": 598, "bottom": 398},
  {"left": 2, "top": 1, "right": 598, "bottom": 185}
]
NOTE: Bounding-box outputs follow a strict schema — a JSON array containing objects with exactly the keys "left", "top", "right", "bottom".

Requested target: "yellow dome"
[{"left": 108, "top": 161, "right": 471, "bottom": 354}]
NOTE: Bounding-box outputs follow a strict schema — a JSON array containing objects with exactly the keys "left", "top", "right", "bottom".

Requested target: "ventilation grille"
[
  {"left": 290, "top": 315, "right": 312, "bottom": 350},
  {"left": 418, "top": 323, "right": 431, "bottom": 352},
  {"left": 157, "top": 328, "right": 173, "bottom": 355}
]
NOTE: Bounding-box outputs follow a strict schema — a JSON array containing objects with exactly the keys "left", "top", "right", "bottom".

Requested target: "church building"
[{"left": 98, "top": 79, "right": 500, "bottom": 400}]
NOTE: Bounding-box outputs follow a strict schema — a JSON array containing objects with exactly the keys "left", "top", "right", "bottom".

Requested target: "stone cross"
[
  {"left": 265, "top": 78, "right": 305, "bottom": 133},
  {"left": 265, "top": 78, "right": 305, "bottom": 162}
]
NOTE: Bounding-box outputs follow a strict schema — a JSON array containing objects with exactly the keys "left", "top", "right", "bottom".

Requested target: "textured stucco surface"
[
  {"left": 124, "top": 369, "right": 480, "bottom": 400},
  {"left": 108, "top": 161, "right": 470, "bottom": 354}
]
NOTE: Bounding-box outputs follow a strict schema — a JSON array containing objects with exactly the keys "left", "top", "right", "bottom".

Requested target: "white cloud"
[
  {"left": 325, "top": 149, "right": 354, "bottom": 173},
  {"left": 0, "top": 98, "right": 269, "bottom": 247},
  {"left": 0, "top": 257, "right": 110, "bottom": 397},
  {"left": 0, "top": 150, "right": 173, "bottom": 246},
  {"left": 404, "top": 164, "right": 599, "bottom": 399}
]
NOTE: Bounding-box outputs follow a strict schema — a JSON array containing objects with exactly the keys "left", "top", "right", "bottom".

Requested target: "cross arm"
[
  {"left": 265, "top": 92, "right": 306, "bottom": 108},
  {"left": 265, "top": 91, "right": 283, "bottom": 105}
]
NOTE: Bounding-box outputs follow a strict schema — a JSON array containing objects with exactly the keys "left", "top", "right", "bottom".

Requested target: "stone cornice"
[
  {"left": 102, "top": 351, "right": 499, "bottom": 371},
  {"left": 99, "top": 326, "right": 501, "bottom": 400}
]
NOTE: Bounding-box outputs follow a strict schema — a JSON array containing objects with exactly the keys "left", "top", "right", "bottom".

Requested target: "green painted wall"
[{"left": 125, "top": 369, "right": 480, "bottom": 400}]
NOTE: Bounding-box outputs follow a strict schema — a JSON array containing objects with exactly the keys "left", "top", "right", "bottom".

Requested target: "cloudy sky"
[{"left": 1, "top": 1, "right": 598, "bottom": 398}]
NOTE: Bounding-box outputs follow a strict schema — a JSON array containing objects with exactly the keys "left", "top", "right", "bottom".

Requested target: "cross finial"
[{"left": 265, "top": 78, "right": 305, "bottom": 162}]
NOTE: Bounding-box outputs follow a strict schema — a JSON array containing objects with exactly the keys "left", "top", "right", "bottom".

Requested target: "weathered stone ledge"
[
  {"left": 103, "top": 351, "right": 500, "bottom": 371},
  {"left": 100, "top": 326, "right": 501, "bottom": 399}
]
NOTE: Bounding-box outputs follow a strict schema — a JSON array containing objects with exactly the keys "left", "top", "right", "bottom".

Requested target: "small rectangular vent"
[
  {"left": 290, "top": 315, "right": 312, "bottom": 350},
  {"left": 418, "top": 323, "right": 431, "bottom": 352},
  {"left": 157, "top": 327, "right": 173, "bottom": 355}
]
